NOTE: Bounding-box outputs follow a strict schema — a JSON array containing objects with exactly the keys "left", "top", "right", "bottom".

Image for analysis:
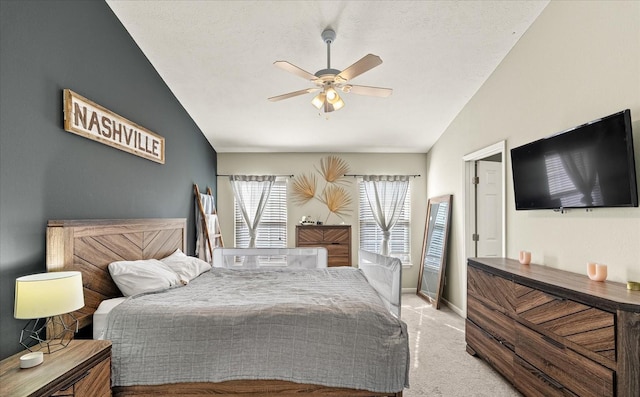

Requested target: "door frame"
[{"left": 462, "top": 141, "right": 507, "bottom": 275}]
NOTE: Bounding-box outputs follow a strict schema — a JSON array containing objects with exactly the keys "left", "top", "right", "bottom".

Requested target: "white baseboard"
[
  {"left": 401, "top": 290, "right": 466, "bottom": 318},
  {"left": 442, "top": 298, "right": 465, "bottom": 318}
]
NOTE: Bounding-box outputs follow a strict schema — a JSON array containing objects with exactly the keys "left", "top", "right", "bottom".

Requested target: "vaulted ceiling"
[{"left": 106, "top": 0, "right": 549, "bottom": 153}]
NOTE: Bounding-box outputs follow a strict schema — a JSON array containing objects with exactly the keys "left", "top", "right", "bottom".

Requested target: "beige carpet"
[{"left": 401, "top": 293, "right": 521, "bottom": 396}]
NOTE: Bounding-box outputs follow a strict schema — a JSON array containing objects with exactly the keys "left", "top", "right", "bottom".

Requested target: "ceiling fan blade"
[
  {"left": 268, "top": 88, "right": 319, "bottom": 102},
  {"left": 344, "top": 84, "right": 392, "bottom": 97},
  {"left": 336, "top": 54, "right": 382, "bottom": 82},
  {"left": 273, "top": 61, "right": 318, "bottom": 81}
]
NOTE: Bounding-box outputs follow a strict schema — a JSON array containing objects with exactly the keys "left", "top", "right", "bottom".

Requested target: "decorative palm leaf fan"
[{"left": 268, "top": 27, "right": 392, "bottom": 113}]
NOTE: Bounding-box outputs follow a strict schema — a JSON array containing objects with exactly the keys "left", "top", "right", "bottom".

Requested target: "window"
[
  {"left": 359, "top": 181, "right": 411, "bottom": 263},
  {"left": 234, "top": 178, "right": 287, "bottom": 248}
]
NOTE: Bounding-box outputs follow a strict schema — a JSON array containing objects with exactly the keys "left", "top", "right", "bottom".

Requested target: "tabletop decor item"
[
  {"left": 518, "top": 250, "right": 531, "bottom": 265},
  {"left": 14, "top": 271, "right": 85, "bottom": 355},
  {"left": 587, "top": 262, "right": 607, "bottom": 282}
]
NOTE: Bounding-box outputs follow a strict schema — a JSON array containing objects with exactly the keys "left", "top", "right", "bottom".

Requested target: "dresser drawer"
[
  {"left": 297, "top": 227, "right": 324, "bottom": 243},
  {"left": 466, "top": 319, "right": 514, "bottom": 381},
  {"left": 74, "top": 357, "right": 111, "bottom": 397},
  {"left": 516, "top": 323, "right": 614, "bottom": 397},
  {"left": 467, "top": 267, "right": 516, "bottom": 314},
  {"left": 326, "top": 244, "right": 349, "bottom": 256},
  {"left": 323, "top": 228, "right": 349, "bottom": 243},
  {"left": 297, "top": 227, "right": 350, "bottom": 243},
  {"left": 52, "top": 357, "right": 111, "bottom": 397},
  {"left": 467, "top": 295, "right": 515, "bottom": 350},
  {"left": 297, "top": 243, "right": 348, "bottom": 258},
  {"left": 513, "top": 355, "right": 578, "bottom": 397},
  {"left": 516, "top": 284, "right": 615, "bottom": 361},
  {"left": 328, "top": 256, "right": 350, "bottom": 267}
]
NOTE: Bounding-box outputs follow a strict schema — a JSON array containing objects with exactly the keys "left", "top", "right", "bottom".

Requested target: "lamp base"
[{"left": 19, "top": 314, "right": 78, "bottom": 354}]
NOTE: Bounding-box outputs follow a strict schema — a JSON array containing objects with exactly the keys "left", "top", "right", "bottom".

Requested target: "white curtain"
[
  {"left": 362, "top": 175, "right": 410, "bottom": 256},
  {"left": 229, "top": 175, "right": 276, "bottom": 248}
]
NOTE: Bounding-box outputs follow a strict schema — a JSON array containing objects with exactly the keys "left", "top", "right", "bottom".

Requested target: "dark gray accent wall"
[{"left": 0, "top": 1, "right": 217, "bottom": 359}]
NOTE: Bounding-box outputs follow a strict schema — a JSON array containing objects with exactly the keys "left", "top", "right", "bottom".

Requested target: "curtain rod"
[
  {"left": 343, "top": 174, "right": 421, "bottom": 178},
  {"left": 216, "top": 174, "right": 294, "bottom": 177},
  {"left": 217, "top": 174, "right": 419, "bottom": 178}
]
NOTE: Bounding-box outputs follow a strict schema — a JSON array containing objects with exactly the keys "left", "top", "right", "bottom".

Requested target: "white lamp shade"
[{"left": 14, "top": 271, "right": 84, "bottom": 319}]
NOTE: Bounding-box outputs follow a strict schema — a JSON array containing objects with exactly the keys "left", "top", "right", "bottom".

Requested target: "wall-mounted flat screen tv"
[{"left": 511, "top": 109, "right": 637, "bottom": 210}]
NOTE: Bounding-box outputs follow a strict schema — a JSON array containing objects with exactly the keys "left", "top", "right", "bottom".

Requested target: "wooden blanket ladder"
[{"left": 194, "top": 184, "right": 223, "bottom": 261}]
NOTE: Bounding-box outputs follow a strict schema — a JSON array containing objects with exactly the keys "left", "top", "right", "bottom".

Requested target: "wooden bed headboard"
[{"left": 46, "top": 218, "right": 186, "bottom": 330}]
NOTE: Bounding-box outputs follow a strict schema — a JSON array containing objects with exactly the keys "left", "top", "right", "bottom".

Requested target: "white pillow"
[
  {"left": 160, "top": 249, "right": 211, "bottom": 283},
  {"left": 108, "top": 259, "right": 182, "bottom": 297}
]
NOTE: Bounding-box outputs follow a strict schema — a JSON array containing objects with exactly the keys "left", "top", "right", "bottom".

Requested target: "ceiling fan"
[{"left": 268, "top": 27, "right": 392, "bottom": 113}]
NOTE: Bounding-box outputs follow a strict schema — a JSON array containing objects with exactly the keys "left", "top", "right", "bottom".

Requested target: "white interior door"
[{"left": 476, "top": 160, "right": 502, "bottom": 257}]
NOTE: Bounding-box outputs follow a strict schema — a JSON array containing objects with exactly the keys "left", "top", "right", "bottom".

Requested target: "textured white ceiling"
[{"left": 106, "top": 0, "right": 548, "bottom": 153}]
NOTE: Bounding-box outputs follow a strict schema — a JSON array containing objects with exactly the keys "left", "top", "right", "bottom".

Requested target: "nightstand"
[{"left": 0, "top": 339, "right": 111, "bottom": 397}]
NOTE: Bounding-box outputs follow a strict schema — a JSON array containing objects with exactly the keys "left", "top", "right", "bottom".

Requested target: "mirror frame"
[{"left": 416, "top": 194, "right": 453, "bottom": 309}]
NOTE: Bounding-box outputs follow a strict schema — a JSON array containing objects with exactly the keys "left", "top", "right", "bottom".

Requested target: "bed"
[{"left": 46, "top": 219, "right": 408, "bottom": 397}]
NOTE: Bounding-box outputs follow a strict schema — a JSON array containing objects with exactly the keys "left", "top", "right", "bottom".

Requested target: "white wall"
[
  {"left": 217, "top": 152, "right": 428, "bottom": 289},
  {"left": 427, "top": 0, "right": 640, "bottom": 312}
]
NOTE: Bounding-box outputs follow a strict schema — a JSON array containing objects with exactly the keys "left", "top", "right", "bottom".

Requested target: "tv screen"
[{"left": 511, "top": 109, "right": 638, "bottom": 210}]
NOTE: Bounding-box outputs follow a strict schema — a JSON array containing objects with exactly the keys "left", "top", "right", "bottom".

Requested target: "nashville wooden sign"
[{"left": 63, "top": 89, "right": 165, "bottom": 164}]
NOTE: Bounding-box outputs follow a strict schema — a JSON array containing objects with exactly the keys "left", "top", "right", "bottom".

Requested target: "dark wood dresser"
[
  {"left": 295, "top": 224, "right": 351, "bottom": 267},
  {"left": 466, "top": 257, "right": 640, "bottom": 397}
]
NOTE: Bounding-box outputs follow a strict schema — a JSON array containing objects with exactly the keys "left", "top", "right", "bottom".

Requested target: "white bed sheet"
[{"left": 93, "top": 297, "right": 127, "bottom": 339}]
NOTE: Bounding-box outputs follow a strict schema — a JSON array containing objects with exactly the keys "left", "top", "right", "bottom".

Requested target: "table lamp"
[{"left": 14, "top": 271, "right": 84, "bottom": 360}]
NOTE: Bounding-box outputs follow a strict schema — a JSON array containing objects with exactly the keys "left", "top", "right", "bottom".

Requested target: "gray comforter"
[{"left": 105, "top": 267, "right": 409, "bottom": 393}]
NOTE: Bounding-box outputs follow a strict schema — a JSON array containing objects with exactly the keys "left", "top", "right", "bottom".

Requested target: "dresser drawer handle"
[
  {"left": 539, "top": 370, "right": 565, "bottom": 390},
  {"left": 57, "top": 370, "right": 90, "bottom": 392},
  {"left": 542, "top": 335, "right": 565, "bottom": 350},
  {"left": 517, "top": 356, "right": 565, "bottom": 390}
]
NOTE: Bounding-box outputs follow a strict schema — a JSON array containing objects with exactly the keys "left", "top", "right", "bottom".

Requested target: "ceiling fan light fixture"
[
  {"left": 332, "top": 96, "right": 345, "bottom": 111},
  {"left": 326, "top": 87, "right": 339, "bottom": 103},
  {"left": 311, "top": 92, "right": 325, "bottom": 109}
]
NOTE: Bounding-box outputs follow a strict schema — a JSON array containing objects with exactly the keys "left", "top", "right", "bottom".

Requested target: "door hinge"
[
  {"left": 472, "top": 233, "right": 479, "bottom": 242},
  {"left": 471, "top": 176, "right": 479, "bottom": 185}
]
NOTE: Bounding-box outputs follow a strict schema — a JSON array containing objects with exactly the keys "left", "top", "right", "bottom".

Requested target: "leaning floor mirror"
[{"left": 417, "top": 194, "right": 453, "bottom": 309}]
